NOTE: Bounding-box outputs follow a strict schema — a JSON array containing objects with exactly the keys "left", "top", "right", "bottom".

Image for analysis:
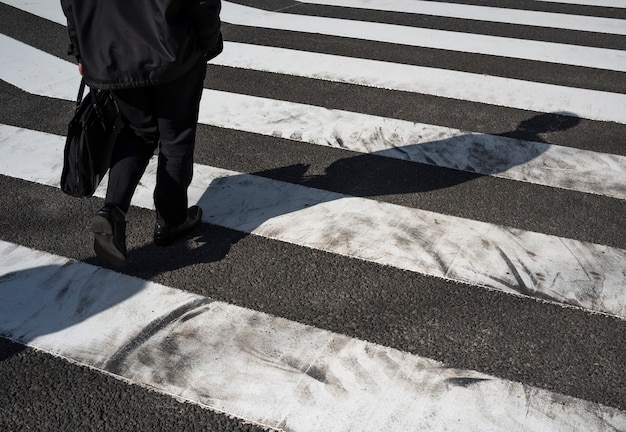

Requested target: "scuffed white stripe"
[
  {"left": 5, "top": 0, "right": 626, "bottom": 71},
  {"left": 1, "top": 0, "right": 67, "bottom": 25},
  {"left": 1, "top": 241, "right": 624, "bottom": 432},
  {"left": 3, "top": 38, "right": 625, "bottom": 199},
  {"left": 1, "top": 126, "right": 625, "bottom": 318},
  {"left": 199, "top": 92, "right": 626, "bottom": 201},
  {"left": 297, "top": 0, "right": 626, "bottom": 35},
  {"left": 213, "top": 41, "right": 626, "bottom": 124},
  {"left": 0, "top": 126, "right": 66, "bottom": 187},
  {"left": 0, "top": 34, "right": 80, "bottom": 100}
]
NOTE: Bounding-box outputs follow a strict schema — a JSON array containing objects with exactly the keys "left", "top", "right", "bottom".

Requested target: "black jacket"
[{"left": 61, "top": 0, "right": 222, "bottom": 90}]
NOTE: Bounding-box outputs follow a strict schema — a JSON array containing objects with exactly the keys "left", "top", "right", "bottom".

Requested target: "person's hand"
[{"left": 78, "top": 63, "right": 83, "bottom": 76}]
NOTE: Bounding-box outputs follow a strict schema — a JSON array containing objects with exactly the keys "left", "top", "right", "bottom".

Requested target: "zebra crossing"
[{"left": 1, "top": 0, "right": 625, "bottom": 430}]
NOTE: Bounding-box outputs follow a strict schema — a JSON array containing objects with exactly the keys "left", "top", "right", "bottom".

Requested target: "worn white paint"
[
  {"left": 1, "top": 125, "right": 625, "bottom": 318},
  {"left": 0, "top": 0, "right": 67, "bottom": 25},
  {"left": 213, "top": 41, "right": 626, "bottom": 124},
  {"left": 296, "top": 0, "right": 626, "bottom": 35},
  {"left": 197, "top": 92, "right": 626, "bottom": 201},
  {"left": 1, "top": 241, "right": 624, "bottom": 432},
  {"left": 0, "top": 34, "right": 80, "bottom": 100}
]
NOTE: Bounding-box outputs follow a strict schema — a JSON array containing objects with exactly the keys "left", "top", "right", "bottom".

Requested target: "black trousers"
[{"left": 106, "top": 59, "right": 207, "bottom": 226}]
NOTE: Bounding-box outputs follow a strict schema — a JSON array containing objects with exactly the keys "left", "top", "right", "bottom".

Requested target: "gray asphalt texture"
[{"left": 1, "top": 1, "right": 625, "bottom": 430}]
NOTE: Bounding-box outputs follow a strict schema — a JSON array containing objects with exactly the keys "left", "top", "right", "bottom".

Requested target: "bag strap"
[
  {"left": 75, "top": 78, "right": 86, "bottom": 108},
  {"left": 76, "top": 78, "right": 111, "bottom": 131},
  {"left": 90, "top": 88, "right": 107, "bottom": 131}
]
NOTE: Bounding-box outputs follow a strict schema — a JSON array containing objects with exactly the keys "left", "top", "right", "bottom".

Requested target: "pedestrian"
[{"left": 60, "top": 0, "right": 223, "bottom": 267}]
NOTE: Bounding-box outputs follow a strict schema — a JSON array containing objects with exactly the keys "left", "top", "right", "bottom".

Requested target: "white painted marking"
[
  {"left": 1, "top": 0, "right": 67, "bottom": 25},
  {"left": 535, "top": 0, "right": 626, "bottom": 7},
  {"left": 199, "top": 92, "right": 626, "bottom": 201},
  {"left": 297, "top": 0, "right": 626, "bottom": 35},
  {"left": 219, "top": 2, "right": 626, "bottom": 72},
  {"left": 2, "top": 125, "right": 625, "bottom": 318},
  {"left": 0, "top": 34, "right": 80, "bottom": 100},
  {"left": 1, "top": 241, "right": 624, "bottom": 432},
  {"left": 214, "top": 41, "right": 626, "bottom": 124},
  {"left": 4, "top": 36, "right": 625, "bottom": 199},
  {"left": 5, "top": 0, "right": 626, "bottom": 71}
]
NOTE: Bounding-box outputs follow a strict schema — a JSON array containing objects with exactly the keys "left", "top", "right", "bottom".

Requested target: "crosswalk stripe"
[
  {"left": 221, "top": 2, "right": 626, "bottom": 71},
  {"left": 0, "top": 0, "right": 67, "bottom": 25},
  {"left": 197, "top": 91, "right": 626, "bottom": 201},
  {"left": 1, "top": 240, "right": 624, "bottom": 432},
  {"left": 213, "top": 41, "right": 626, "bottom": 124},
  {"left": 535, "top": 0, "right": 626, "bottom": 8},
  {"left": 0, "top": 34, "right": 79, "bottom": 100},
  {"left": 2, "top": 124, "right": 625, "bottom": 319},
  {"left": 293, "top": 0, "right": 626, "bottom": 35},
  {"left": 3, "top": 36, "right": 626, "bottom": 201}
]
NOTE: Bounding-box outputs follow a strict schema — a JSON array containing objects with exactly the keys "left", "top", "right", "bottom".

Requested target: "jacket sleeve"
[
  {"left": 60, "top": 0, "right": 81, "bottom": 61},
  {"left": 189, "top": 0, "right": 223, "bottom": 60}
]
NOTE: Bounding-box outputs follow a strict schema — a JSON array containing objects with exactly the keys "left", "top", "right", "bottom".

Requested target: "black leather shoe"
[
  {"left": 154, "top": 206, "right": 203, "bottom": 246},
  {"left": 92, "top": 205, "right": 127, "bottom": 267}
]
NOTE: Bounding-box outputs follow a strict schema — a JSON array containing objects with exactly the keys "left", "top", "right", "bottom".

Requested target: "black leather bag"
[{"left": 60, "top": 79, "right": 122, "bottom": 197}]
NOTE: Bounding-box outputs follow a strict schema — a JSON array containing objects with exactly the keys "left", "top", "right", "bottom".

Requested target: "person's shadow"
[
  {"left": 301, "top": 112, "right": 580, "bottom": 198},
  {"left": 132, "top": 112, "right": 581, "bottom": 275},
  {"left": 0, "top": 113, "right": 580, "bottom": 361}
]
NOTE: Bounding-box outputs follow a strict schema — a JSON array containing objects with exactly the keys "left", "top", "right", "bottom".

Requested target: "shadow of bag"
[{"left": 60, "top": 79, "right": 122, "bottom": 198}]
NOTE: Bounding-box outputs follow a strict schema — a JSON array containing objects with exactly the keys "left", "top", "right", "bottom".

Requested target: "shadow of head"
[
  {"left": 308, "top": 112, "right": 584, "bottom": 194},
  {"left": 505, "top": 112, "right": 581, "bottom": 142}
]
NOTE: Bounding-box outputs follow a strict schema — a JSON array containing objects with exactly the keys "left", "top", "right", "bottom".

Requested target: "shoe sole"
[{"left": 92, "top": 214, "right": 127, "bottom": 267}]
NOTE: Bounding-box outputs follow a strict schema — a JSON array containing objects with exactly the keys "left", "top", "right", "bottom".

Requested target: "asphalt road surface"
[{"left": 1, "top": 1, "right": 625, "bottom": 431}]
